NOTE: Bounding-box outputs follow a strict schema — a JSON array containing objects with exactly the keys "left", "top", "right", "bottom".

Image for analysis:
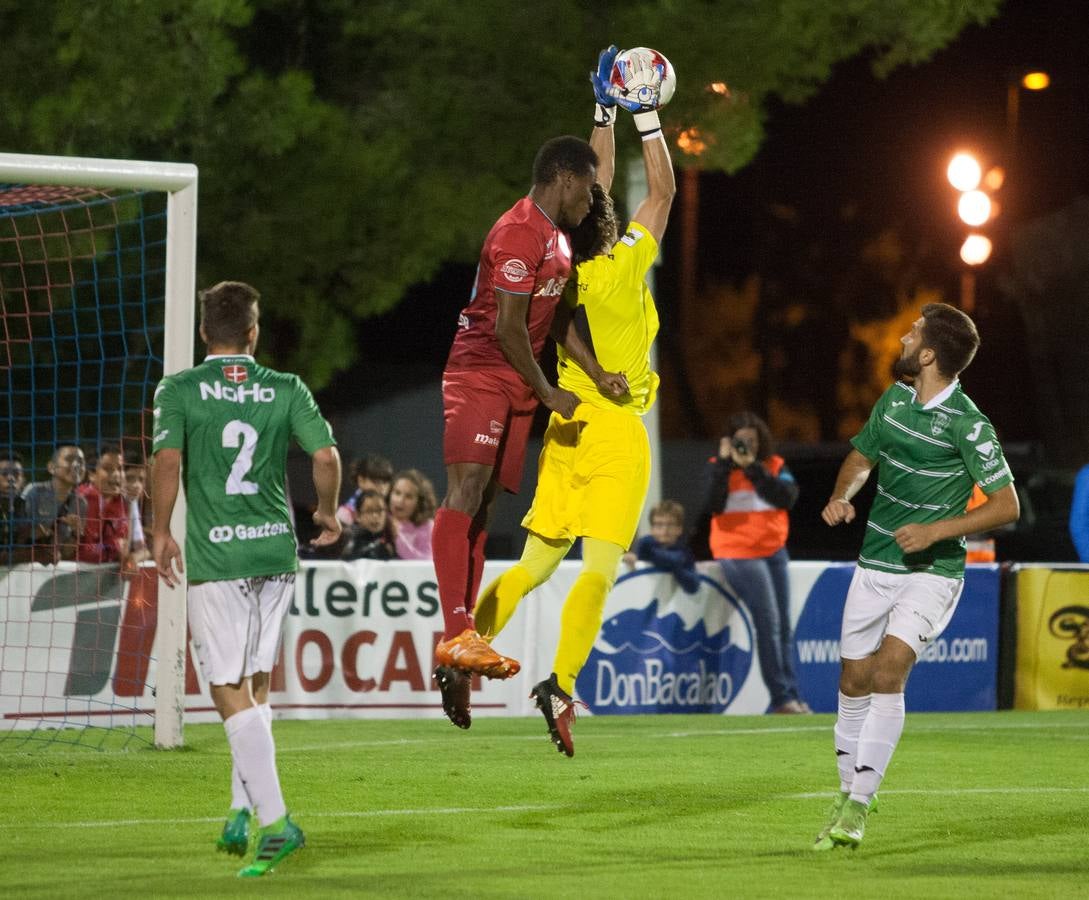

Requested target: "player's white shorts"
[
  {"left": 840, "top": 565, "right": 963, "bottom": 660},
  {"left": 188, "top": 574, "right": 296, "bottom": 686}
]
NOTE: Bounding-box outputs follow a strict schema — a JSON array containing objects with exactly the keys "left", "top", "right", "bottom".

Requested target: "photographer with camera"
[{"left": 699, "top": 411, "right": 807, "bottom": 714}]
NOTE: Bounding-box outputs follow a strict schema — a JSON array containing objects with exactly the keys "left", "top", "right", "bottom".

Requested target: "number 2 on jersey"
[{"left": 223, "top": 420, "right": 259, "bottom": 495}]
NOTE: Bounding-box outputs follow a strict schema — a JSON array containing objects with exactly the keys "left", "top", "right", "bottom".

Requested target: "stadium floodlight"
[
  {"left": 960, "top": 234, "right": 993, "bottom": 266},
  {"left": 0, "top": 152, "right": 196, "bottom": 750},
  {"left": 957, "top": 190, "right": 992, "bottom": 227},
  {"left": 947, "top": 153, "right": 982, "bottom": 192}
]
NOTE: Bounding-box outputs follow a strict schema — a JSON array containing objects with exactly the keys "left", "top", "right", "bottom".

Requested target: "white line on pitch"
[
  {"left": 783, "top": 787, "right": 1089, "bottom": 800},
  {"left": 0, "top": 804, "right": 560, "bottom": 831}
]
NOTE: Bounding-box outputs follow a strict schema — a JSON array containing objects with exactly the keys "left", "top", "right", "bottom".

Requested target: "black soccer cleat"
[
  {"left": 530, "top": 673, "right": 585, "bottom": 758},
  {"left": 433, "top": 664, "right": 472, "bottom": 729}
]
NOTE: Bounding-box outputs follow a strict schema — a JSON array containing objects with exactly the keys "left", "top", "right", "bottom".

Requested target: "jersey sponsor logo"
[
  {"left": 619, "top": 227, "right": 644, "bottom": 248},
  {"left": 981, "top": 456, "right": 1001, "bottom": 472},
  {"left": 974, "top": 440, "right": 997, "bottom": 460},
  {"left": 154, "top": 429, "right": 169, "bottom": 444},
  {"left": 222, "top": 364, "right": 249, "bottom": 384},
  {"left": 208, "top": 521, "right": 292, "bottom": 544},
  {"left": 498, "top": 258, "right": 530, "bottom": 283},
  {"left": 473, "top": 433, "right": 500, "bottom": 448},
  {"left": 966, "top": 421, "right": 984, "bottom": 441},
  {"left": 982, "top": 467, "right": 1008, "bottom": 485},
  {"left": 199, "top": 381, "right": 276, "bottom": 403},
  {"left": 891, "top": 400, "right": 906, "bottom": 407},
  {"left": 535, "top": 276, "right": 566, "bottom": 298},
  {"left": 930, "top": 411, "right": 950, "bottom": 437},
  {"left": 489, "top": 419, "right": 504, "bottom": 435}
]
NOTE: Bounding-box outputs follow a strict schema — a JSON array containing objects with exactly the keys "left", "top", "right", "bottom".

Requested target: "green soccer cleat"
[
  {"left": 829, "top": 799, "right": 870, "bottom": 849},
  {"left": 216, "top": 808, "right": 251, "bottom": 857},
  {"left": 812, "top": 793, "right": 878, "bottom": 852},
  {"left": 237, "top": 814, "right": 305, "bottom": 878},
  {"left": 811, "top": 791, "right": 849, "bottom": 851}
]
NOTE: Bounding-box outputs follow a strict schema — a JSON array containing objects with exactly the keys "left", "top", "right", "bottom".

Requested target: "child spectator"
[
  {"left": 22, "top": 444, "right": 87, "bottom": 563},
  {"left": 389, "top": 468, "right": 436, "bottom": 560},
  {"left": 1, "top": 451, "right": 31, "bottom": 565},
  {"left": 123, "top": 453, "right": 151, "bottom": 565},
  {"left": 336, "top": 453, "right": 394, "bottom": 526},
  {"left": 342, "top": 489, "right": 397, "bottom": 561},
  {"left": 77, "top": 444, "right": 130, "bottom": 564},
  {"left": 624, "top": 500, "right": 700, "bottom": 594}
]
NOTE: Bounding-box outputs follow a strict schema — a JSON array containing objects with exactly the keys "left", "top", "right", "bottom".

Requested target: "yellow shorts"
[{"left": 522, "top": 403, "right": 650, "bottom": 548}]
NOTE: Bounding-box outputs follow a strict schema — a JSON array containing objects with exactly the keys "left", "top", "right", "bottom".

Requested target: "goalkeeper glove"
[
  {"left": 591, "top": 44, "right": 620, "bottom": 127},
  {"left": 606, "top": 51, "right": 664, "bottom": 138}
]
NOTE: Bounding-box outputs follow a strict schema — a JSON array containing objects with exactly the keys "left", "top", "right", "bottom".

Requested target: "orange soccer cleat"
[{"left": 434, "top": 628, "right": 521, "bottom": 679}]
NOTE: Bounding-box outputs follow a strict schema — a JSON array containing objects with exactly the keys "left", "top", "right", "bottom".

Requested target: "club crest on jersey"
[
  {"left": 222, "top": 364, "right": 248, "bottom": 384},
  {"left": 489, "top": 419, "right": 504, "bottom": 435},
  {"left": 930, "top": 411, "right": 950, "bottom": 436}
]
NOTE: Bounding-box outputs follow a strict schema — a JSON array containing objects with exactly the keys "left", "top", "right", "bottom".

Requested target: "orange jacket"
[{"left": 709, "top": 455, "right": 792, "bottom": 560}]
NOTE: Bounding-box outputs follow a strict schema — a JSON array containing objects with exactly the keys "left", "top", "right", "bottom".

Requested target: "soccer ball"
[{"left": 610, "top": 47, "right": 676, "bottom": 108}]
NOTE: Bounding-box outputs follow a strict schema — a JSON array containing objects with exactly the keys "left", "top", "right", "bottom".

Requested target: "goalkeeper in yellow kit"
[{"left": 474, "top": 45, "right": 675, "bottom": 756}]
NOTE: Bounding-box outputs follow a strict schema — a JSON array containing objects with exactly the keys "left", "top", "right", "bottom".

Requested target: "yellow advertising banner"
[{"left": 1014, "top": 567, "right": 1089, "bottom": 710}]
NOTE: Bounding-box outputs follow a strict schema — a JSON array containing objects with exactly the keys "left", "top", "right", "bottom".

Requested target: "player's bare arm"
[
  {"left": 310, "top": 444, "right": 343, "bottom": 547},
  {"left": 629, "top": 132, "right": 676, "bottom": 243},
  {"left": 894, "top": 483, "right": 1020, "bottom": 553},
  {"left": 822, "top": 448, "right": 875, "bottom": 526},
  {"left": 495, "top": 288, "right": 579, "bottom": 418},
  {"left": 150, "top": 447, "right": 184, "bottom": 587},
  {"left": 549, "top": 302, "right": 628, "bottom": 398},
  {"left": 589, "top": 112, "right": 615, "bottom": 192}
]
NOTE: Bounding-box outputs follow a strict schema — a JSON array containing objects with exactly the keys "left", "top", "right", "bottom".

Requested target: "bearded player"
[
  {"left": 152, "top": 282, "right": 341, "bottom": 877},
  {"left": 472, "top": 45, "right": 676, "bottom": 756},
  {"left": 431, "top": 133, "right": 628, "bottom": 728},
  {"left": 813, "top": 303, "right": 1019, "bottom": 849}
]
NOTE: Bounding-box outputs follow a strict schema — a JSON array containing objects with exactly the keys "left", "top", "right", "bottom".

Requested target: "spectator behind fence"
[
  {"left": 389, "top": 468, "right": 436, "bottom": 560},
  {"left": 22, "top": 444, "right": 88, "bottom": 563},
  {"left": 336, "top": 453, "right": 394, "bottom": 527},
  {"left": 123, "top": 452, "right": 151, "bottom": 565},
  {"left": 342, "top": 489, "right": 397, "bottom": 561},
  {"left": 1071, "top": 462, "right": 1089, "bottom": 563},
  {"left": 700, "top": 411, "right": 808, "bottom": 715},
  {"left": 78, "top": 444, "right": 130, "bottom": 565},
  {"left": 1, "top": 451, "right": 31, "bottom": 565},
  {"left": 624, "top": 500, "right": 700, "bottom": 594}
]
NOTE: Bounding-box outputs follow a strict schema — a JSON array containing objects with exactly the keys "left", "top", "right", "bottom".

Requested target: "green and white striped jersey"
[
  {"left": 850, "top": 379, "right": 1012, "bottom": 578},
  {"left": 152, "top": 354, "right": 335, "bottom": 582}
]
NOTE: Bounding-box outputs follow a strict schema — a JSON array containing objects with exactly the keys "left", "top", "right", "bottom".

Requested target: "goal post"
[{"left": 0, "top": 152, "right": 196, "bottom": 749}]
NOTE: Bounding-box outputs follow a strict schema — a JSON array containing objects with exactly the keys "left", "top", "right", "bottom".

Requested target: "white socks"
[
  {"left": 850, "top": 692, "right": 905, "bottom": 804},
  {"left": 833, "top": 692, "right": 872, "bottom": 793},
  {"left": 229, "top": 703, "right": 272, "bottom": 812},
  {"left": 224, "top": 704, "right": 285, "bottom": 827}
]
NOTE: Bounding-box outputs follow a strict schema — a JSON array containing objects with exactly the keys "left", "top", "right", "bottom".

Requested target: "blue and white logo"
[{"left": 577, "top": 568, "right": 755, "bottom": 714}]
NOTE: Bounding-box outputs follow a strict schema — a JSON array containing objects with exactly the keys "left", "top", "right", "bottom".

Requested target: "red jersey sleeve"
[{"left": 488, "top": 222, "right": 546, "bottom": 296}]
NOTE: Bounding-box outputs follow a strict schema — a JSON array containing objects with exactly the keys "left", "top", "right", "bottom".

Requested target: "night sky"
[{"left": 325, "top": 0, "right": 1089, "bottom": 449}]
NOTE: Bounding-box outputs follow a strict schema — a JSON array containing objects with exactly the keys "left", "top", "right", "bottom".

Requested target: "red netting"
[{"left": 0, "top": 184, "right": 115, "bottom": 209}]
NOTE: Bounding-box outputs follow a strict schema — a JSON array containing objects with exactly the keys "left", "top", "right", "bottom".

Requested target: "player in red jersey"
[{"left": 432, "top": 135, "right": 627, "bottom": 728}]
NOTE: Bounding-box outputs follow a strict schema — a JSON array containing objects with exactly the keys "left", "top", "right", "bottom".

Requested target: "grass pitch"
[{"left": 2, "top": 710, "right": 1084, "bottom": 898}]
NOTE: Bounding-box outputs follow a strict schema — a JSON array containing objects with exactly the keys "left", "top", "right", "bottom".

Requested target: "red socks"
[
  {"left": 468, "top": 525, "right": 488, "bottom": 618},
  {"left": 432, "top": 507, "right": 474, "bottom": 639}
]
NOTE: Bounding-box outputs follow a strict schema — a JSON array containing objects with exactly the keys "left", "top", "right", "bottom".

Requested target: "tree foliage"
[{"left": 0, "top": 0, "right": 999, "bottom": 386}]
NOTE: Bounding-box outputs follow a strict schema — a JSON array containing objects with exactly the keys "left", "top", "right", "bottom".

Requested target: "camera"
[{"left": 732, "top": 438, "right": 750, "bottom": 455}]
